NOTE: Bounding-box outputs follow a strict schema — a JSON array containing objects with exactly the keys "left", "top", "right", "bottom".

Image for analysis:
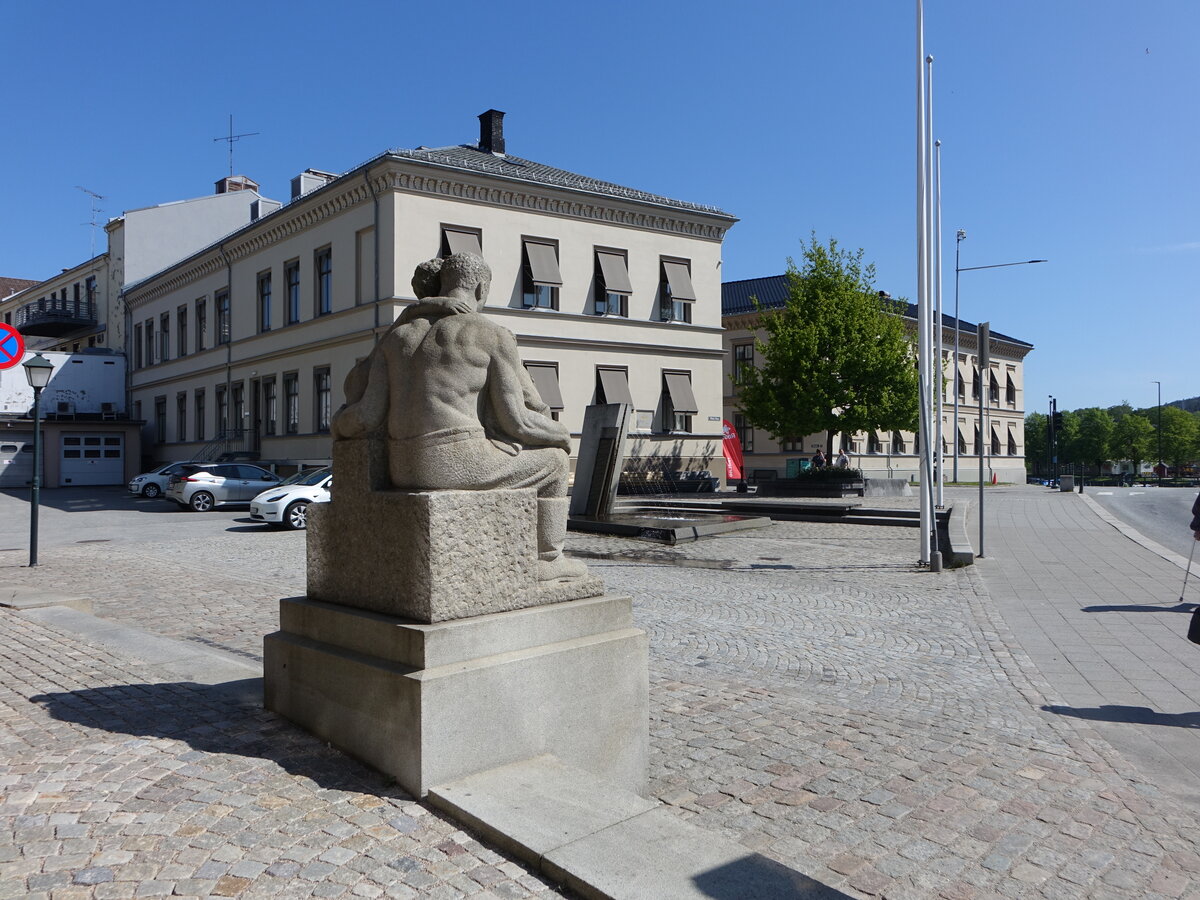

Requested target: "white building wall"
[{"left": 0, "top": 352, "right": 125, "bottom": 416}]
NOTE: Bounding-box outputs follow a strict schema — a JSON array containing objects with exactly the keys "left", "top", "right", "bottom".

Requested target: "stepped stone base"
[{"left": 263, "top": 594, "right": 648, "bottom": 797}]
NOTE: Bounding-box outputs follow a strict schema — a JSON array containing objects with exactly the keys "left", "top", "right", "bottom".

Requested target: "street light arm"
[{"left": 957, "top": 260, "right": 1048, "bottom": 272}]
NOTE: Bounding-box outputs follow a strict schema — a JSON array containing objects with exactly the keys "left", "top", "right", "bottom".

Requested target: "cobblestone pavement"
[{"left": 2, "top": 494, "right": 1200, "bottom": 898}]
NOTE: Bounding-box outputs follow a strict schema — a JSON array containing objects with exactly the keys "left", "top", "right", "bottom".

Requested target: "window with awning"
[
  {"left": 662, "top": 370, "right": 697, "bottom": 433},
  {"left": 524, "top": 362, "right": 564, "bottom": 412},
  {"left": 522, "top": 239, "right": 561, "bottom": 310},
  {"left": 659, "top": 258, "right": 695, "bottom": 323},
  {"left": 661, "top": 260, "right": 696, "bottom": 301},
  {"left": 1006, "top": 373, "right": 1017, "bottom": 405},
  {"left": 1008, "top": 425, "right": 1019, "bottom": 456},
  {"left": 991, "top": 424, "right": 1002, "bottom": 456},
  {"left": 442, "top": 227, "right": 482, "bottom": 257},
  {"left": 597, "top": 367, "right": 633, "bottom": 407},
  {"left": 596, "top": 250, "right": 632, "bottom": 294}
]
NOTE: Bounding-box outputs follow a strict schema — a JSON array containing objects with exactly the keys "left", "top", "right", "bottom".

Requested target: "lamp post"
[
  {"left": 1153, "top": 380, "right": 1162, "bottom": 485},
  {"left": 952, "top": 242, "right": 1046, "bottom": 482},
  {"left": 23, "top": 353, "right": 54, "bottom": 568}
]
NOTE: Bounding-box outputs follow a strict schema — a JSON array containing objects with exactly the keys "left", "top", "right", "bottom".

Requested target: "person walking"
[
  {"left": 812, "top": 449, "right": 826, "bottom": 469},
  {"left": 836, "top": 449, "right": 850, "bottom": 468}
]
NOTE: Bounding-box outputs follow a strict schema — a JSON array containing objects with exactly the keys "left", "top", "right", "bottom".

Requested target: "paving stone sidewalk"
[{"left": 2, "top": 501, "right": 1200, "bottom": 898}]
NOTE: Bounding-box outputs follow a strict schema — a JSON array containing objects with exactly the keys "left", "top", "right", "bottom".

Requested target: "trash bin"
[{"left": 1059, "top": 474, "right": 1074, "bottom": 491}]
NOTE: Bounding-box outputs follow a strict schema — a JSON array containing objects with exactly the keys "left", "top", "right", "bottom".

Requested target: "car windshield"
[{"left": 278, "top": 468, "right": 332, "bottom": 487}]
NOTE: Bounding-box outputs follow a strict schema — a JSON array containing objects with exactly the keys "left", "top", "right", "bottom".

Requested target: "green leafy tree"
[
  {"left": 1055, "top": 410, "right": 1081, "bottom": 466},
  {"left": 1106, "top": 401, "right": 1133, "bottom": 423},
  {"left": 735, "top": 236, "right": 919, "bottom": 454},
  {"left": 1111, "top": 414, "right": 1154, "bottom": 474},
  {"left": 1157, "top": 405, "right": 1200, "bottom": 472},
  {"left": 1024, "top": 412, "right": 1049, "bottom": 474},
  {"left": 1073, "top": 408, "right": 1115, "bottom": 473}
]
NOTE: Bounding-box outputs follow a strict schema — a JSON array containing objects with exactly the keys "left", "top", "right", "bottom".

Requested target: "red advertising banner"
[{"left": 721, "top": 419, "right": 744, "bottom": 481}]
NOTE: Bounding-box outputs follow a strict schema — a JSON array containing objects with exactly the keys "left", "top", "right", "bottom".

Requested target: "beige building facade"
[
  {"left": 125, "top": 111, "right": 737, "bottom": 475},
  {"left": 722, "top": 275, "right": 1034, "bottom": 485}
]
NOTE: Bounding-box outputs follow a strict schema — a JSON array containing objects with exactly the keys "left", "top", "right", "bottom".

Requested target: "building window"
[
  {"left": 1006, "top": 373, "right": 1017, "bottom": 405},
  {"left": 315, "top": 248, "right": 332, "bottom": 316},
  {"left": 868, "top": 432, "right": 881, "bottom": 454},
  {"left": 258, "top": 271, "right": 272, "bottom": 333},
  {"left": 958, "top": 427, "right": 967, "bottom": 455},
  {"left": 780, "top": 438, "right": 801, "bottom": 452},
  {"left": 263, "top": 379, "right": 277, "bottom": 436},
  {"left": 196, "top": 298, "right": 207, "bottom": 352},
  {"left": 988, "top": 370, "right": 999, "bottom": 403},
  {"left": 284, "top": 373, "right": 299, "bottom": 434},
  {"left": 177, "top": 305, "right": 188, "bottom": 357},
  {"left": 972, "top": 365, "right": 980, "bottom": 400},
  {"left": 232, "top": 382, "right": 245, "bottom": 433},
  {"left": 176, "top": 393, "right": 187, "bottom": 443},
  {"left": 524, "top": 363, "right": 564, "bottom": 422},
  {"left": 314, "top": 368, "right": 331, "bottom": 433},
  {"left": 216, "top": 290, "right": 230, "bottom": 344},
  {"left": 595, "top": 367, "right": 633, "bottom": 407},
  {"left": 154, "top": 397, "right": 167, "bottom": 443},
  {"left": 957, "top": 366, "right": 965, "bottom": 400},
  {"left": 733, "top": 344, "right": 754, "bottom": 385},
  {"left": 594, "top": 249, "right": 631, "bottom": 317},
  {"left": 733, "top": 413, "right": 754, "bottom": 453},
  {"left": 991, "top": 426, "right": 1002, "bottom": 456},
  {"left": 521, "top": 239, "right": 561, "bottom": 310},
  {"left": 159, "top": 313, "right": 170, "bottom": 362},
  {"left": 661, "top": 371, "right": 697, "bottom": 434},
  {"left": 133, "top": 323, "right": 143, "bottom": 369},
  {"left": 441, "top": 226, "right": 482, "bottom": 257},
  {"left": 892, "top": 431, "right": 906, "bottom": 455},
  {"left": 216, "top": 385, "right": 228, "bottom": 436},
  {"left": 195, "top": 390, "right": 206, "bottom": 442},
  {"left": 974, "top": 425, "right": 982, "bottom": 456},
  {"left": 659, "top": 258, "right": 695, "bottom": 323},
  {"left": 84, "top": 276, "right": 97, "bottom": 303},
  {"left": 144, "top": 319, "right": 155, "bottom": 365},
  {"left": 285, "top": 261, "right": 300, "bottom": 324}
]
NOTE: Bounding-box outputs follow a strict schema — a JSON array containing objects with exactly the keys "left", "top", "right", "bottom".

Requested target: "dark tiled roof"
[
  {"left": 0, "top": 277, "right": 39, "bottom": 299},
  {"left": 722, "top": 274, "right": 1032, "bottom": 348},
  {"left": 387, "top": 145, "right": 736, "bottom": 220}
]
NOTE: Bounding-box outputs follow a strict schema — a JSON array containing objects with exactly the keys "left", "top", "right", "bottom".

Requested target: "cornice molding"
[{"left": 126, "top": 157, "right": 732, "bottom": 310}]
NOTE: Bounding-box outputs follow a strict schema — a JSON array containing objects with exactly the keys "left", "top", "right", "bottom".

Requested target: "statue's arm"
[
  {"left": 485, "top": 332, "right": 570, "bottom": 450},
  {"left": 331, "top": 349, "right": 389, "bottom": 439},
  {"left": 397, "top": 296, "right": 474, "bottom": 325}
]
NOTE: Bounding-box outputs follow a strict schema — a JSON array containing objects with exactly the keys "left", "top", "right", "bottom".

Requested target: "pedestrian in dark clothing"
[
  {"left": 813, "top": 449, "right": 826, "bottom": 469},
  {"left": 1191, "top": 491, "right": 1200, "bottom": 541}
]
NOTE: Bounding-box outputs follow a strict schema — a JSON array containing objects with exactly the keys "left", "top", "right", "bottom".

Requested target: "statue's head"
[
  {"left": 440, "top": 252, "right": 492, "bottom": 309},
  {"left": 411, "top": 258, "right": 442, "bottom": 300}
]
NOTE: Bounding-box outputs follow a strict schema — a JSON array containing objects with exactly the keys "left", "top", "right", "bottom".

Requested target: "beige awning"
[
  {"left": 524, "top": 363, "right": 564, "bottom": 411},
  {"left": 524, "top": 240, "right": 562, "bottom": 286},
  {"left": 444, "top": 229, "right": 482, "bottom": 257},
  {"left": 596, "top": 251, "right": 632, "bottom": 294},
  {"left": 598, "top": 368, "right": 634, "bottom": 407},
  {"left": 664, "top": 372, "right": 698, "bottom": 414},
  {"left": 662, "top": 260, "right": 696, "bottom": 301}
]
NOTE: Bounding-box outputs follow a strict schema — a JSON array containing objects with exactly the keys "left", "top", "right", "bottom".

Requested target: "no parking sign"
[{"left": 0, "top": 325, "right": 25, "bottom": 370}]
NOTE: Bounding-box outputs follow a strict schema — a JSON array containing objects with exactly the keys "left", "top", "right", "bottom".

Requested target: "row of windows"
[
  {"left": 143, "top": 368, "right": 332, "bottom": 444},
  {"left": 729, "top": 415, "right": 1022, "bottom": 457},
  {"left": 133, "top": 249, "right": 332, "bottom": 369},
  {"left": 524, "top": 363, "right": 698, "bottom": 434}
]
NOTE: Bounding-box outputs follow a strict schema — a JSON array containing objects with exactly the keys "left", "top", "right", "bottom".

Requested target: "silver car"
[
  {"left": 128, "top": 461, "right": 193, "bottom": 499},
  {"left": 165, "top": 463, "right": 282, "bottom": 512}
]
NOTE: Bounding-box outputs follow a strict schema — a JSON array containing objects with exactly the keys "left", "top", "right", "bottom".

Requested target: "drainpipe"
[{"left": 363, "top": 168, "right": 381, "bottom": 341}]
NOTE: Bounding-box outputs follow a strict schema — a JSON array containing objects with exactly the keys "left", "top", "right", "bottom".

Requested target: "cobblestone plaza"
[{"left": 3, "top": 486, "right": 1200, "bottom": 898}]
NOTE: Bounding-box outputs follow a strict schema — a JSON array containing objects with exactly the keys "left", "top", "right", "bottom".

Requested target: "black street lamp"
[
  {"left": 952, "top": 234, "right": 1046, "bottom": 482},
  {"left": 22, "top": 353, "right": 53, "bottom": 567},
  {"left": 1153, "top": 380, "right": 1163, "bottom": 485}
]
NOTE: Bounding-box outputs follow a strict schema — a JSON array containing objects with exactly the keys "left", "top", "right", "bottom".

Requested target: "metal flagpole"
[
  {"left": 934, "top": 138, "right": 944, "bottom": 509},
  {"left": 916, "top": 0, "right": 932, "bottom": 566}
]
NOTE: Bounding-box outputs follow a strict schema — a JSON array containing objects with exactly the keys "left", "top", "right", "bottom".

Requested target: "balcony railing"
[{"left": 17, "top": 298, "right": 97, "bottom": 337}]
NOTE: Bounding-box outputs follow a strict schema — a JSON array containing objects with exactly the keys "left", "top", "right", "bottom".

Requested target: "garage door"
[
  {"left": 0, "top": 435, "right": 36, "bottom": 488},
  {"left": 61, "top": 434, "right": 124, "bottom": 486}
]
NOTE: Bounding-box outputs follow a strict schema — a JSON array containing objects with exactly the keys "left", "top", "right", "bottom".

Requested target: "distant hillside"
[{"left": 1169, "top": 397, "right": 1200, "bottom": 412}]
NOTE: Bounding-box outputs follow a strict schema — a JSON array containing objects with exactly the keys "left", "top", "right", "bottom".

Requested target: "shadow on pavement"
[
  {"left": 693, "top": 855, "right": 853, "bottom": 898},
  {"left": 30, "top": 678, "right": 415, "bottom": 797},
  {"left": 1081, "top": 602, "right": 1196, "bottom": 614},
  {"left": 1043, "top": 704, "right": 1200, "bottom": 728}
]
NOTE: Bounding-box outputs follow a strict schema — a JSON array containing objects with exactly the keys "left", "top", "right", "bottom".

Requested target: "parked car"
[
  {"left": 128, "top": 462, "right": 195, "bottom": 499},
  {"left": 165, "top": 463, "right": 282, "bottom": 511},
  {"left": 249, "top": 467, "right": 332, "bottom": 530}
]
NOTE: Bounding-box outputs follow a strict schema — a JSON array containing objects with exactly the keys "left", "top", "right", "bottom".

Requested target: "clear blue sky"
[{"left": 2, "top": 1, "right": 1194, "bottom": 413}]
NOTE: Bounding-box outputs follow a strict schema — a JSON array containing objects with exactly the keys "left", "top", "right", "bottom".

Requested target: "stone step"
[{"left": 429, "top": 755, "right": 848, "bottom": 900}]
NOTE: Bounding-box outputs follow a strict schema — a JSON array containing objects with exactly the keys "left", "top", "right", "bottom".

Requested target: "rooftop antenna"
[
  {"left": 213, "top": 114, "right": 259, "bottom": 177},
  {"left": 75, "top": 185, "right": 106, "bottom": 262}
]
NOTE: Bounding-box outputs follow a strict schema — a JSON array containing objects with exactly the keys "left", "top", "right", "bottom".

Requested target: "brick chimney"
[{"left": 478, "top": 109, "right": 505, "bottom": 155}]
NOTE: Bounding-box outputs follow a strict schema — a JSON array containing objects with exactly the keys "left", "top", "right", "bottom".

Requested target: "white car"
[
  {"left": 128, "top": 461, "right": 194, "bottom": 499},
  {"left": 249, "top": 467, "right": 332, "bottom": 530}
]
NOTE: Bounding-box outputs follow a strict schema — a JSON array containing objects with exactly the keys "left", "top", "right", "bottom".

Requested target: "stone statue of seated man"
[{"left": 332, "top": 252, "right": 586, "bottom": 582}]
